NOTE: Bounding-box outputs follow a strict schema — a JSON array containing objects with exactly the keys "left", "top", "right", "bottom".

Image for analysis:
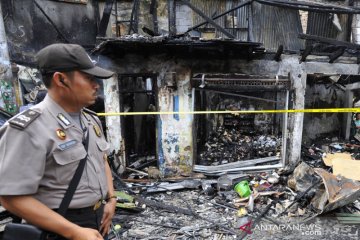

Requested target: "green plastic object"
[{"left": 234, "top": 180, "right": 251, "bottom": 198}]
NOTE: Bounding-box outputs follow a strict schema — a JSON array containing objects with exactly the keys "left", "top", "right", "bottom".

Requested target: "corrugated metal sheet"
[
  {"left": 226, "top": 0, "right": 249, "bottom": 41},
  {"left": 307, "top": 12, "right": 338, "bottom": 39},
  {"left": 191, "top": 0, "right": 226, "bottom": 37},
  {"left": 190, "top": 0, "right": 249, "bottom": 40},
  {"left": 188, "top": 0, "right": 303, "bottom": 50},
  {"left": 306, "top": 12, "right": 347, "bottom": 47},
  {"left": 251, "top": 2, "right": 304, "bottom": 51}
]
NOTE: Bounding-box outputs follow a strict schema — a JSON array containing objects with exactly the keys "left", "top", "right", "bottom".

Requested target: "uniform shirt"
[{"left": 0, "top": 95, "right": 109, "bottom": 209}]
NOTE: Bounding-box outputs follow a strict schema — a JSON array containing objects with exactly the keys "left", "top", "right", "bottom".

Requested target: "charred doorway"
[
  {"left": 118, "top": 74, "right": 157, "bottom": 164},
  {"left": 193, "top": 74, "right": 290, "bottom": 169}
]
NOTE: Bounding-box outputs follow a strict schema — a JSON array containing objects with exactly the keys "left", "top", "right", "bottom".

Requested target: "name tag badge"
[{"left": 58, "top": 140, "right": 77, "bottom": 151}]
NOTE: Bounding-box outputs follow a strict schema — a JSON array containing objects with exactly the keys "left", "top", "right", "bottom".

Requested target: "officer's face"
[{"left": 67, "top": 71, "right": 100, "bottom": 107}]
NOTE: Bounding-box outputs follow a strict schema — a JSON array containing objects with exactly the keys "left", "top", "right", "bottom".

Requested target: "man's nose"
[
  {"left": 94, "top": 79, "right": 101, "bottom": 89},
  {"left": 93, "top": 81, "right": 100, "bottom": 89}
]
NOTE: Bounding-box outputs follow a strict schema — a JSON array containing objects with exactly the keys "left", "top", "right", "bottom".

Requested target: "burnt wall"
[
  {"left": 303, "top": 78, "right": 345, "bottom": 142},
  {"left": 99, "top": 49, "right": 359, "bottom": 172},
  {"left": 1, "top": 0, "right": 98, "bottom": 64},
  {"left": 99, "top": 52, "right": 289, "bottom": 175}
]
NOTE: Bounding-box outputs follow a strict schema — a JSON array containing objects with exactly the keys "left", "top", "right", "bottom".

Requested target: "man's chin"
[{"left": 86, "top": 100, "right": 96, "bottom": 107}]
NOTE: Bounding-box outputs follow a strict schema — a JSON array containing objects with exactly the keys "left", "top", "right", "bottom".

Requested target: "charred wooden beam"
[
  {"left": 185, "top": 0, "right": 252, "bottom": 34},
  {"left": 179, "top": 0, "right": 235, "bottom": 39},
  {"left": 128, "top": 0, "right": 140, "bottom": 34},
  {"left": 114, "top": 0, "right": 119, "bottom": 36},
  {"left": 299, "top": 44, "right": 313, "bottom": 63},
  {"left": 142, "top": 26, "right": 156, "bottom": 36},
  {"left": 299, "top": 33, "right": 360, "bottom": 50},
  {"left": 274, "top": 45, "right": 283, "bottom": 62},
  {"left": 167, "top": 0, "right": 176, "bottom": 36},
  {"left": 279, "top": 178, "right": 321, "bottom": 216},
  {"left": 255, "top": 0, "right": 360, "bottom": 14},
  {"left": 150, "top": 0, "right": 159, "bottom": 35},
  {"left": 346, "top": 0, "right": 354, "bottom": 42},
  {"left": 98, "top": 0, "right": 115, "bottom": 37},
  {"left": 329, "top": 47, "right": 346, "bottom": 63},
  {"left": 135, "top": 196, "right": 193, "bottom": 215}
]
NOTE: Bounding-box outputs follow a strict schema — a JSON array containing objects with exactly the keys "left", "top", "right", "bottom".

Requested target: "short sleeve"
[{"left": 0, "top": 125, "right": 46, "bottom": 195}]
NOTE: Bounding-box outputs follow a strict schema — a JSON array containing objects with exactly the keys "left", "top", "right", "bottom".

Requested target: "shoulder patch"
[{"left": 9, "top": 109, "right": 40, "bottom": 130}]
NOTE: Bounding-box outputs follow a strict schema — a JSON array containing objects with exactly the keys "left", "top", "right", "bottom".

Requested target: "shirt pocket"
[
  {"left": 95, "top": 139, "right": 110, "bottom": 171},
  {"left": 53, "top": 144, "right": 87, "bottom": 185},
  {"left": 87, "top": 139, "right": 110, "bottom": 193},
  {"left": 96, "top": 139, "right": 110, "bottom": 153}
]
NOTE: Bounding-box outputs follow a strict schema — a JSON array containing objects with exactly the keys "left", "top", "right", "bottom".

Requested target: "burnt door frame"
[{"left": 118, "top": 73, "right": 158, "bottom": 165}]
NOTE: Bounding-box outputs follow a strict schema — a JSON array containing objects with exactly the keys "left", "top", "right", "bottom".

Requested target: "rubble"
[
  {"left": 198, "top": 127, "right": 282, "bottom": 166},
  {"left": 107, "top": 136, "right": 360, "bottom": 239},
  {"left": 312, "top": 168, "right": 360, "bottom": 213},
  {"left": 194, "top": 157, "right": 279, "bottom": 176}
]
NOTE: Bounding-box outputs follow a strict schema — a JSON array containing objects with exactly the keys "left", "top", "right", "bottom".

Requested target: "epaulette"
[
  {"left": 83, "top": 108, "right": 97, "bottom": 116},
  {"left": 9, "top": 109, "right": 41, "bottom": 130},
  {"left": 82, "top": 108, "right": 104, "bottom": 136}
]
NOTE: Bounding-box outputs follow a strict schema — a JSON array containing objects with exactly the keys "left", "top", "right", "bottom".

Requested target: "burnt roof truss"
[
  {"left": 178, "top": 0, "right": 236, "bottom": 39},
  {"left": 129, "top": 0, "right": 140, "bottom": 35},
  {"left": 299, "top": 34, "right": 360, "bottom": 63},
  {"left": 255, "top": 0, "right": 360, "bottom": 14},
  {"left": 98, "top": 0, "right": 115, "bottom": 37},
  {"left": 183, "top": 0, "right": 252, "bottom": 35}
]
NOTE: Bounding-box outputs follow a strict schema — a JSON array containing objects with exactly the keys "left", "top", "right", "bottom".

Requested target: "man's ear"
[{"left": 54, "top": 72, "right": 69, "bottom": 88}]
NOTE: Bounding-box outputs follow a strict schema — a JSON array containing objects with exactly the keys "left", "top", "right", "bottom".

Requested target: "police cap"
[{"left": 36, "top": 43, "right": 114, "bottom": 79}]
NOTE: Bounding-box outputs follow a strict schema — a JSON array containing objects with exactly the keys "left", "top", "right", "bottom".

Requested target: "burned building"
[
  {"left": 91, "top": 0, "right": 360, "bottom": 177},
  {"left": 1, "top": 0, "right": 360, "bottom": 178}
]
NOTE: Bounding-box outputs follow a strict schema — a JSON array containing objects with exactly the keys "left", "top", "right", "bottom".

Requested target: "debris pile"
[
  {"left": 110, "top": 163, "right": 360, "bottom": 239},
  {"left": 198, "top": 127, "right": 281, "bottom": 165},
  {"left": 106, "top": 137, "right": 360, "bottom": 239}
]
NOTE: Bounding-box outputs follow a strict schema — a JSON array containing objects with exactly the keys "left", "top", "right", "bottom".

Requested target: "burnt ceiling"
[{"left": 94, "top": 38, "right": 265, "bottom": 59}]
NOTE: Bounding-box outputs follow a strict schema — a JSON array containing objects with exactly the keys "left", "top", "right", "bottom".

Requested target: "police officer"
[{"left": 0, "top": 44, "right": 116, "bottom": 240}]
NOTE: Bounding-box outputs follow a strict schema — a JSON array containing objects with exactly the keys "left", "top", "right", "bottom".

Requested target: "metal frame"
[{"left": 192, "top": 74, "right": 289, "bottom": 171}]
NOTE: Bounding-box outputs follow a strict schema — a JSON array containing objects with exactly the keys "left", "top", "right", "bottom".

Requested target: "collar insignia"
[
  {"left": 57, "top": 113, "right": 71, "bottom": 126},
  {"left": 93, "top": 125, "right": 101, "bottom": 137}
]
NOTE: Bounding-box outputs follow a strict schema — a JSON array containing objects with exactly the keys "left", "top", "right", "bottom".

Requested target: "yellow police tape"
[{"left": 97, "top": 108, "right": 360, "bottom": 116}]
